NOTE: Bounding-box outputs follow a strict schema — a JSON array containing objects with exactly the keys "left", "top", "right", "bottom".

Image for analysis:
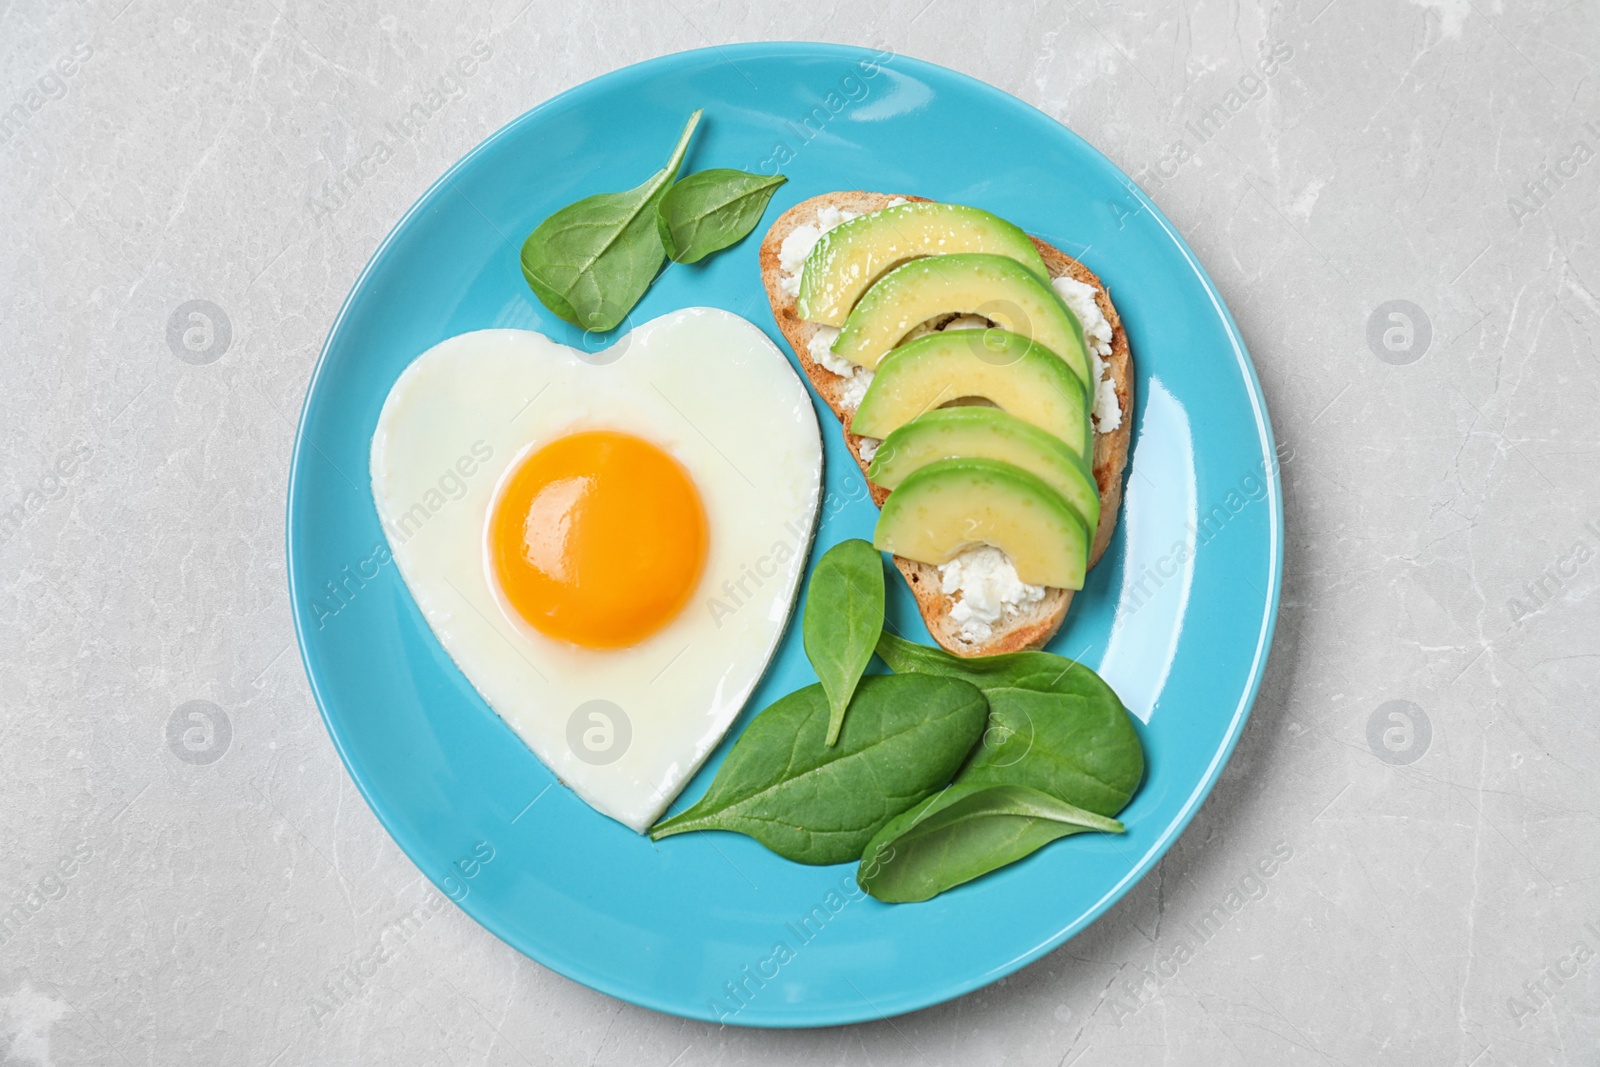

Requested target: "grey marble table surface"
[{"left": 3, "top": 0, "right": 1597, "bottom": 1063}]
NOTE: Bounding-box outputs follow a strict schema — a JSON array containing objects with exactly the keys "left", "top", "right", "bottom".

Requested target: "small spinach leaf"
[
  {"left": 876, "top": 632, "right": 1144, "bottom": 816},
  {"left": 657, "top": 169, "right": 787, "bottom": 264},
  {"left": 649, "top": 674, "right": 987, "bottom": 865},
  {"left": 519, "top": 110, "right": 701, "bottom": 331},
  {"left": 858, "top": 783, "right": 1124, "bottom": 903},
  {"left": 803, "top": 539, "right": 886, "bottom": 746}
]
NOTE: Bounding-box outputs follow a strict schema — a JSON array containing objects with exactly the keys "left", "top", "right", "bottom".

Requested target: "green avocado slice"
[
  {"left": 873, "top": 457, "right": 1090, "bottom": 590},
  {"left": 798, "top": 202, "right": 1049, "bottom": 327},
  {"left": 851, "top": 329, "right": 1089, "bottom": 457},
  {"left": 868, "top": 406, "right": 1099, "bottom": 535},
  {"left": 831, "top": 253, "right": 1089, "bottom": 385}
]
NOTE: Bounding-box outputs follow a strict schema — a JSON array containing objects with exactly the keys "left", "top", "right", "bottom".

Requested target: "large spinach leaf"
[
  {"left": 649, "top": 674, "right": 987, "bottom": 865},
  {"left": 858, "top": 783, "right": 1124, "bottom": 903},
  {"left": 876, "top": 632, "right": 1144, "bottom": 816}
]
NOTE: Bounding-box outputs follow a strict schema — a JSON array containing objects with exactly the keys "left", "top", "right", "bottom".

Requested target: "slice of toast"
[{"left": 759, "top": 192, "right": 1134, "bottom": 657}]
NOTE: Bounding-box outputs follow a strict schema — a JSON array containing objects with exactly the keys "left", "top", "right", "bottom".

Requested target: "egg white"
[{"left": 370, "top": 308, "right": 822, "bottom": 831}]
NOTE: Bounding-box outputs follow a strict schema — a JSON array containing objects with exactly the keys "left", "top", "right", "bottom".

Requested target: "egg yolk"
[{"left": 488, "top": 430, "right": 709, "bottom": 649}]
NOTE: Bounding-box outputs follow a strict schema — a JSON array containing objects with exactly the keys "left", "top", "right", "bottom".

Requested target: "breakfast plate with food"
[{"left": 288, "top": 43, "right": 1282, "bottom": 1026}]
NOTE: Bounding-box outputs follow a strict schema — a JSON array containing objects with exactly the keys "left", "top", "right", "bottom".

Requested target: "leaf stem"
[{"left": 664, "top": 109, "right": 703, "bottom": 181}]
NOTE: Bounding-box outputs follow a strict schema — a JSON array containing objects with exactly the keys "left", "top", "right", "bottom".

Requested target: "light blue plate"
[{"left": 288, "top": 43, "right": 1282, "bottom": 1027}]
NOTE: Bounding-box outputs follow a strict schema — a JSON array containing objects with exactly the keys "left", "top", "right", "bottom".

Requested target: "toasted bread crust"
[{"left": 760, "top": 192, "right": 1134, "bottom": 656}]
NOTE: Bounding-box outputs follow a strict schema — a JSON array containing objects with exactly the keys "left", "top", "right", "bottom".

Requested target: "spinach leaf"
[
  {"left": 649, "top": 674, "right": 987, "bottom": 865},
  {"left": 876, "top": 632, "right": 1144, "bottom": 816},
  {"left": 877, "top": 631, "right": 1085, "bottom": 688},
  {"left": 657, "top": 169, "right": 787, "bottom": 264},
  {"left": 803, "top": 539, "right": 886, "bottom": 746},
  {"left": 857, "top": 783, "right": 1124, "bottom": 903},
  {"left": 959, "top": 685, "right": 1142, "bottom": 817},
  {"left": 519, "top": 110, "right": 701, "bottom": 331}
]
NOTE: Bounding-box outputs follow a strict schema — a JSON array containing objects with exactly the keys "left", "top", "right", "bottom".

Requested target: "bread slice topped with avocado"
[{"left": 759, "top": 193, "right": 1134, "bottom": 657}]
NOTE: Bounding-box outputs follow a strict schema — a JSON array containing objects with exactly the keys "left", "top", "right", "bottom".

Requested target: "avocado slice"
[
  {"left": 868, "top": 407, "right": 1100, "bottom": 535},
  {"left": 831, "top": 253, "right": 1089, "bottom": 384},
  {"left": 874, "top": 457, "right": 1089, "bottom": 590},
  {"left": 850, "top": 329, "right": 1089, "bottom": 455},
  {"left": 798, "top": 203, "right": 1050, "bottom": 327}
]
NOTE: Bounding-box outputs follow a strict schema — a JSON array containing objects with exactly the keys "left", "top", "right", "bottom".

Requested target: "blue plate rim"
[{"left": 286, "top": 40, "right": 1284, "bottom": 1027}]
